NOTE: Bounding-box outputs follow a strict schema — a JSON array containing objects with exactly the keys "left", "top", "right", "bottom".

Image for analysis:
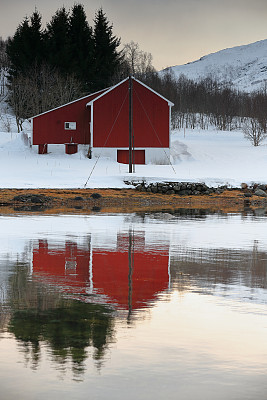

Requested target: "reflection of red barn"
[
  {"left": 30, "top": 77, "right": 173, "bottom": 164},
  {"left": 33, "top": 241, "right": 91, "bottom": 293},
  {"left": 32, "top": 233, "right": 169, "bottom": 310}
]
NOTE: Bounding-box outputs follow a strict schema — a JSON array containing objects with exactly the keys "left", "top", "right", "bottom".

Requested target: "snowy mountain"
[{"left": 164, "top": 39, "right": 267, "bottom": 93}]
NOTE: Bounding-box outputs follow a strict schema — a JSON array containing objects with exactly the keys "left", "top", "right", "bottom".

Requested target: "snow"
[
  {"left": 165, "top": 39, "right": 267, "bottom": 93},
  {"left": 0, "top": 114, "right": 267, "bottom": 188},
  {"left": 170, "top": 129, "right": 267, "bottom": 186}
]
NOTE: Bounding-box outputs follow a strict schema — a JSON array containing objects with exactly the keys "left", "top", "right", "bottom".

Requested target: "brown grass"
[{"left": 0, "top": 188, "right": 265, "bottom": 215}]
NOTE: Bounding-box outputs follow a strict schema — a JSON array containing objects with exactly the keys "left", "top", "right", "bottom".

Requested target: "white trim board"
[{"left": 86, "top": 76, "right": 174, "bottom": 107}]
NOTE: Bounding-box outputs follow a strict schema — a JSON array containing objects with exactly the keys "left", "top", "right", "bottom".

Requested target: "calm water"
[{"left": 0, "top": 211, "right": 267, "bottom": 400}]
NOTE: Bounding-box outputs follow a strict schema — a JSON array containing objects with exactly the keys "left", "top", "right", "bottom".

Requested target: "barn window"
[{"left": 64, "top": 122, "right": 77, "bottom": 130}]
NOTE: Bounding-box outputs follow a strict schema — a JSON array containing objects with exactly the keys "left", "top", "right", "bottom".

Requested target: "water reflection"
[
  {"left": 0, "top": 212, "right": 267, "bottom": 399},
  {"left": 31, "top": 230, "right": 170, "bottom": 314},
  {"left": 4, "top": 261, "right": 115, "bottom": 377},
  {"left": 2, "top": 225, "right": 171, "bottom": 378},
  {"left": 171, "top": 240, "right": 267, "bottom": 293}
]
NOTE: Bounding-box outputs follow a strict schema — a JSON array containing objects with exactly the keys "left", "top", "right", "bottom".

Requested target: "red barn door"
[{"left": 117, "top": 150, "right": 145, "bottom": 164}]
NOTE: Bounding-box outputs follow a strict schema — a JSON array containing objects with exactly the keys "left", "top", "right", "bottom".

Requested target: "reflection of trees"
[
  {"left": 0, "top": 303, "right": 10, "bottom": 331},
  {"left": 170, "top": 245, "right": 267, "bottom": 292},
  {"left": 8, "top": 300, "right": 115, "bottom": 375},
  {"left": 5, "top": 263, "right": 115, "bottom": 377},
  {"left": 0, "top": 259, "right": 30, "bottom": 331}
]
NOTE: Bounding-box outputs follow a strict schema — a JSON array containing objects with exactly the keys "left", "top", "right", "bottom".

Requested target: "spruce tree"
[
  {"left": 92, "top": 8, "right": 121, "bottom": 90},
  {"left": 29, "top": 11, "right": 44, "bottom": 65},
  {"left": 45, "top": 7, "right": 71, "bottom": 74},
  {"left": 6, "top": 18, "right": 29, "bottom": 77},
  {"left": 6, "top": 11, "right": 44, "bottom": 78},
  {"left": 69, "top": 4, "right": 94, "bottom": 91}
]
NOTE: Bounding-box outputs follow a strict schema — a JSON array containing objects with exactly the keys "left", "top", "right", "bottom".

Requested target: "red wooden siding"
[
  {"left": 32, "top": 90, "right": 106, "bottom": 145},
  {"left": 117, "top": 149, "right": 145, "bottom": 164},
  {"left": 93, "top": 79, "right": 170, "bottom": 148},
  {"left": 32, "top": 78, "right": 171, "bottom": 152}
]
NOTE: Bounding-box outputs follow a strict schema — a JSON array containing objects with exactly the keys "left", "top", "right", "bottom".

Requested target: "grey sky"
[{"left": 1, "top": 0, "right": 267, "bottom": 69}]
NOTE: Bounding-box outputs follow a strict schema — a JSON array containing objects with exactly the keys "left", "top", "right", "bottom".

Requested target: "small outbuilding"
[{"left": 31, "top": 77, "right": 174, "bottom": 165}]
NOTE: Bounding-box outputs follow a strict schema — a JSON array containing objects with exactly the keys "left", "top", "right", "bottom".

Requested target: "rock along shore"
[{"left": 126, "top": 180, "right": 267, "bottom": 197}]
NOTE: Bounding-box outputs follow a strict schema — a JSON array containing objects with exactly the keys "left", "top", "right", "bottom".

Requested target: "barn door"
[{"left": 117, "top": 150, "right": 145, "bottom": 164}]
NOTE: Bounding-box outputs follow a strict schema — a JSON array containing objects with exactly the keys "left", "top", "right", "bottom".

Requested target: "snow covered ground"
[{"left": 0, "top": 114, "right": 267, "bottom": 189}]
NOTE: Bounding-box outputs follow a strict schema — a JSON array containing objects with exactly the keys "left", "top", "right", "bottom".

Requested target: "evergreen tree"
[
  {"left": 6, "top": 11, "right": 44, "bottom": 78},
  {"left": 6, "top": 3, "right": 124, "bottom": 123},
  {"left": 92, "top": 8, "right": 121, "bottom": 90},
  {"left": 68, "top": 3, "right": 94, "bottom": 90},
  {"left": 45, "top": 7, "right": 71, "bottom": 74},
  {"left": 28, "top": 10, "right": 44, "bottom": 65},
  {"left": 6, "top": 18, "right": 29, "bottom": 77}
]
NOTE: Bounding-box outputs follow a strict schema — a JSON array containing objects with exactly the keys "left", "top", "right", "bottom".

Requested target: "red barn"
[{"left": 30, "top": 77, "right": 174, "bottom": 164}]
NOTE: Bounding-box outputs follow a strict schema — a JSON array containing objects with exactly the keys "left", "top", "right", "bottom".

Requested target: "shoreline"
[{"left": 0, "top": 187, "right": 266, "bottom": 215}]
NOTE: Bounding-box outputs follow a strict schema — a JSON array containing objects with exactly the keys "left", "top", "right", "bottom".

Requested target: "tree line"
[
  {"left": 1, "top": 3, "right": 267, "bottom": 145},
  {"left": 3, "top": 4, "right": 123, "bottom": 128},
  {"left": 139, "top": 71, "right": 267, "bottom": 145},
  {"left": 6, "top": 5, "right": 121, "bottom": 92},
  {"left": 2, "top": 4, "right": 157, "bottom": 130}
]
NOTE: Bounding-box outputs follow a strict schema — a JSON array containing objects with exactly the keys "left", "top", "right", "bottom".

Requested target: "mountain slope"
[{"left": 164, "top": 39, "right": 267, "bottom": 93}]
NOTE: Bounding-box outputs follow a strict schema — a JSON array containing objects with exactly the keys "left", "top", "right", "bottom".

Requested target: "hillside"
[{"left": 164, "top": 39, "right": 267, "bottom": 93}]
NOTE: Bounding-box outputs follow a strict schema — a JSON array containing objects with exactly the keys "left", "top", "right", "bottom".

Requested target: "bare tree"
[
  {"left": 0, "top": 111, "right": 12, "bottom": 132},
  {"left": 0, "top": 37, "right": 9, "bottom": 102},
  {"left": 122, "top": 41, "right": 155, "bottom": 78},
  {"left": 242, "top": 117, "right": 267, "bottom": 146},
  {"left": 8, "top": 63, "right": 84, "bottom": 132},
  {"left": 0, "top": 69, "right": 7, "bottom": 103},
  {"left": 9, "top": 76, "right": 32, "bottom": 131}
]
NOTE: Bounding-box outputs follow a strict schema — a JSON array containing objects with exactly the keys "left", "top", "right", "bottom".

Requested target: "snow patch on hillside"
[{"left": 165, "top": 39, "right": 267, "bottom": 93}]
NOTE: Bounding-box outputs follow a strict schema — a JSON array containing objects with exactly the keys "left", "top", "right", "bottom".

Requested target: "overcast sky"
[{"left": 1, "top": 0, "right": 267, "bottom": 69}]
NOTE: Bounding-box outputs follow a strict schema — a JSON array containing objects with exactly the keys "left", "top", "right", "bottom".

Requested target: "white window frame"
[{"left": 64, "top": 122, "right": 77, "bottom": 130}]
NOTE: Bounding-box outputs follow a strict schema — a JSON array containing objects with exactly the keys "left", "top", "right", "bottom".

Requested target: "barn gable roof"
[
  {"left": 30, "top": 87, "right": 109, "bottom": 120},
  {"left": 30, "top": 76, "right": 174, "bottom": 120},
  {"left": 86, "top": 77, "right": 174, "bottom": 107}
]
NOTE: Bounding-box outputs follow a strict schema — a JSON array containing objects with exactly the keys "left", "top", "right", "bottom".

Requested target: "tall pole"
[
  {"left": 129, "top": 75, "right": 133, "bottom": 173},
  {"left": 127, "top": 228, "right": 134, "bottom": 323}
]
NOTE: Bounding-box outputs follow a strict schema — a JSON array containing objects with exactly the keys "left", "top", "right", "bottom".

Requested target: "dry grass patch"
[{"left": 0, "top": 188, "right": 265, "bottom": 215}]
